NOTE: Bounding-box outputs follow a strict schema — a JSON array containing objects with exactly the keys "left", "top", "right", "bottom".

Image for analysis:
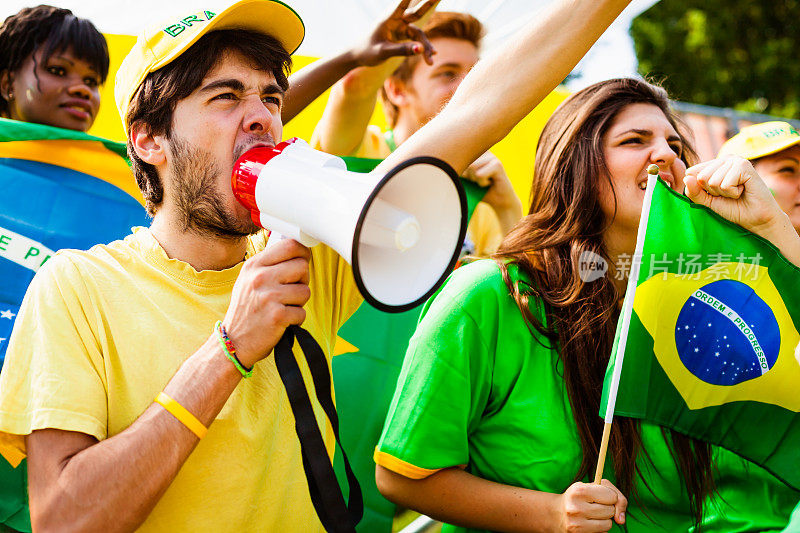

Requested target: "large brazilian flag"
[
  {"left": 0, "top": 118, "right": 149, "bottom": 531},
  {"left": 600, "top": 177, "right": 800, "bottom": 491}
]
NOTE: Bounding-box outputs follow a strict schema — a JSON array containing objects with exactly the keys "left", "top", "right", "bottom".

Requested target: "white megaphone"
[{"left": 232, "top": 138, "right": 467, "bottom": 312}]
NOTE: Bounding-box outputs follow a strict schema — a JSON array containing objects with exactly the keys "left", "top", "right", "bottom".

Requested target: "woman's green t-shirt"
[{"left": 376, "top": 259, "right": 794, "bottom": 532}]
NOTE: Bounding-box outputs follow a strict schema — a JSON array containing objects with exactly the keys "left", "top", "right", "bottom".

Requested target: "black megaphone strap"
[{"left": 274, "top": 324, "right": 363, "bottom": 532}]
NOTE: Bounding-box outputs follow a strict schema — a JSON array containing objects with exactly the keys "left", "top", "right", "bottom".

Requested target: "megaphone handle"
[
  {"left": 265, "top": 231, "right": 284, "bottom": 249},
  {"left": 258, "top": 212, "right": 320, "bottom": 248},
  {"left": 265, "top": 231, "right": 318, "bottom": 251},
  {"left": 274, "top": 326, "right": 363, "bottom": 532}
]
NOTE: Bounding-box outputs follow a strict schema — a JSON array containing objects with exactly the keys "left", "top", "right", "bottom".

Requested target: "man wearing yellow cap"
[
  {"left": 720, "top": 121, "right": 800, "bottom": 234},
  {"left": 0, "top": 0, "right": 636, "bottom": 530}
]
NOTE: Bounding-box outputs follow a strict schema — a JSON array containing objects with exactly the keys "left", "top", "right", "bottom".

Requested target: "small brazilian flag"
[{"left": 600, "top": 177, "right": 800, "bottom": 491}]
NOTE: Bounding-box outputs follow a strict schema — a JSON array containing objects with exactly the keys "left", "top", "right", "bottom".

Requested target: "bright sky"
[{"left": 0, "top": 0, "right": 659, "bottom": 90}]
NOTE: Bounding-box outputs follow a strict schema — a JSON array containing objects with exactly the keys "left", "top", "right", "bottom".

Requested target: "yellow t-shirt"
[
  {"left": 466, "top": 203, "right": 503, "bottom": 258},
  {"left": 0, "top": 227, "right": 362, "bottom": 531},
  {"left": 311, "top": 125, "right": 504, "bottom": 257},
  {"left": 349, "top": 124, "right": 394, "bottom": 160}
]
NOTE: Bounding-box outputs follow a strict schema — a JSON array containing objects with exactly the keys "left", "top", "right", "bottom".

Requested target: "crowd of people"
[{"left": 0, "top": 1, "right": 798, "bottom": 532}]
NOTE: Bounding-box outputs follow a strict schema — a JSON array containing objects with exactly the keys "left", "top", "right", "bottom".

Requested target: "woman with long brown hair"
[{"left": 373, "top": 78, "right": 800, "bottom": 532}]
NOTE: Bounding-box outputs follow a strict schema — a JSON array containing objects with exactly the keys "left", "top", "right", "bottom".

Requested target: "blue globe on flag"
[{"left": 674, "top": 279, "right": 780, "bottom": 386}]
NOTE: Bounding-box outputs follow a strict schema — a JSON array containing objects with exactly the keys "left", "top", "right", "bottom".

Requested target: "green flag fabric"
[
  {"left": 600, "top": 178, "right": 800, "bottom": 490},
  {"left": 0, "top": 460, "right": 27, "bottom": 531}
]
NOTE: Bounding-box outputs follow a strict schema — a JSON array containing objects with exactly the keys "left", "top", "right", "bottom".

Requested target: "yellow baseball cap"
[
  {"left": 115, "top": 0, "right": 304, "bottom": 129},
  {"left": 718, "top": 121, "right": 800, "bottom": 160}
]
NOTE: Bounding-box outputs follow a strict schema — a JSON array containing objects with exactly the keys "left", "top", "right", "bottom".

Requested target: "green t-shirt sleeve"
[{"left": 375, "top": 261, "right": 501, "bottom": 479}]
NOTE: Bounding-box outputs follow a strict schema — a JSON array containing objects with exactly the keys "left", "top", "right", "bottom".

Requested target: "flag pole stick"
[
  {"left": 594, "top": 164, "right": 661, "bottom": 484},
  {"left": 593, "top": 422, "right": 612, "bottom": 483}
]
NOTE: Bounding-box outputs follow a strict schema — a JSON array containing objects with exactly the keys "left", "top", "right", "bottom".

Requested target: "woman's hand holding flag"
[{"left": 684, "top": 156, "right": 800, "bottom": 267}]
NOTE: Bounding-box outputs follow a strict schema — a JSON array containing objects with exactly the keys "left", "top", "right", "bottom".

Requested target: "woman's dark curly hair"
[{"left": 0, "top": 5, "right": 109, "bottom": 115}]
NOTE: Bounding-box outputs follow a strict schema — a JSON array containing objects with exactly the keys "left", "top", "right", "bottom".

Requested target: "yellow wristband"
[{"left": 154, "top": 392, "right": 207, "bottom": 439}]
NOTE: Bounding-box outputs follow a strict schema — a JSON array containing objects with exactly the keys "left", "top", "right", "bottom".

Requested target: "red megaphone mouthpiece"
[{"left": 231, "top": 139, "right": 301, "bottom": 227}]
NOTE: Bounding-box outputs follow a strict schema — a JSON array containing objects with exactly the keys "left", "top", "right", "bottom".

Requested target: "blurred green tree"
[{"left": 631, "top": 1, "right": 799, "bottom": 118}]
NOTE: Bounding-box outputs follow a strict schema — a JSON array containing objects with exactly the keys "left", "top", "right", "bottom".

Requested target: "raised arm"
[
  {"left": 382, "top": 0, "right": 632, "bottom": 176},
  {"left": 310, "top": 0, "right": 437, "bottom": 154},
  {"left": 283, "top": 0, "right": 437, "bottom": 126},
  {"left": 684, "top": 155, "right": 800, "bottom": 267},
  {"left": 311, "top": 61, "right": 404, "bottom": 155}
]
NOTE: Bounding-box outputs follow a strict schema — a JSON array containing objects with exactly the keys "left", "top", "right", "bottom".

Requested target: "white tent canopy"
[{"left": 1, "top": 0, "right": 658, "bottom": 89}]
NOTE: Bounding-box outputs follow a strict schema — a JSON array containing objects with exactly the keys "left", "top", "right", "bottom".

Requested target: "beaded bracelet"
[{"left": 214, "top": 320, "right": 253, "bottom": 378}]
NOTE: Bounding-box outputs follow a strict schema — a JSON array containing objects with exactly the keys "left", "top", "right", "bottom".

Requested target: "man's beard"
[{"left": 169, "top": 136, "right": 261, "bottom": 240}]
